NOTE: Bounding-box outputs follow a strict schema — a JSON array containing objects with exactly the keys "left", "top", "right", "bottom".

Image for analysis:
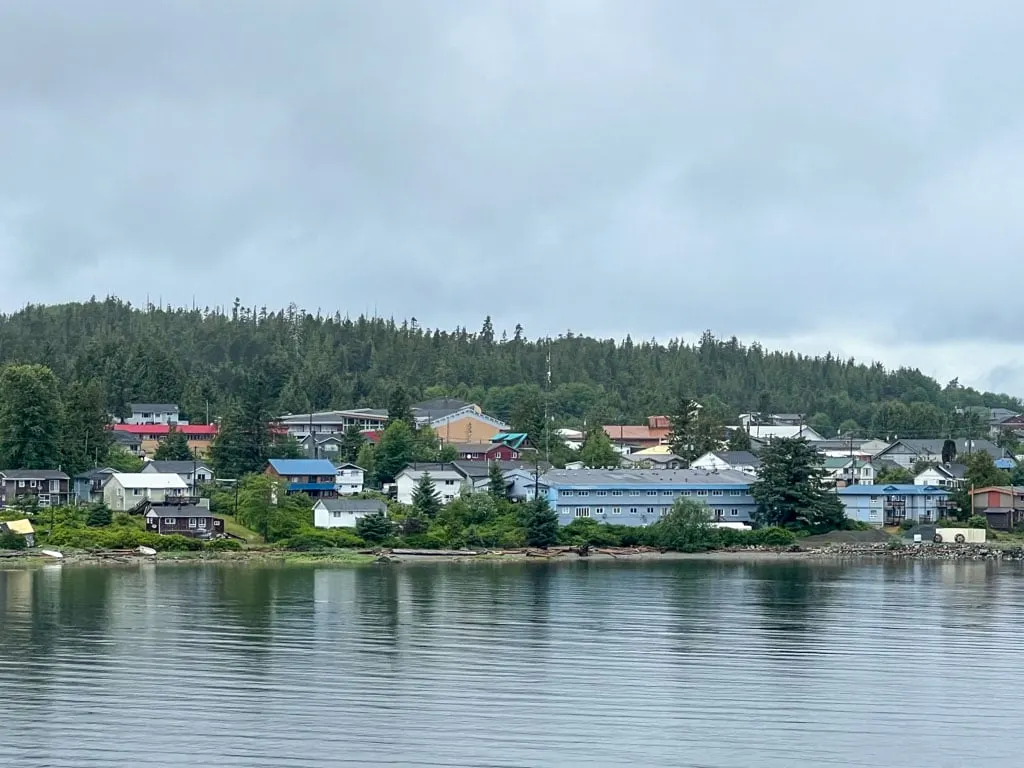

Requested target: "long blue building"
[
  {"left": 836, "top": 484, "right": 952, "bottom": 526},
  {"left": 543, "top": 468, "right": 757, "bottom": 527}
]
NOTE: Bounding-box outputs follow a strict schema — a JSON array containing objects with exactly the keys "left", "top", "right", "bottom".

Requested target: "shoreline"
[{"left": 4, "top": 541, "right": 1024, "bottom": 568}]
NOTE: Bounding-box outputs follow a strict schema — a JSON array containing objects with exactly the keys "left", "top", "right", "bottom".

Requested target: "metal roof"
[
  {"left": 267, "top": 459, "right": 338, "bottom": 475},
  {"left": 837, "top": 484, "right": 950, "bottom": 496},
  {"left": 542, "top": 468, "right": 754, "bottom": 487},
  {"left": 110, "top": 473, "right": 188, "bottom": 488},
  {"left": 0, "top": 469, "right": 69, "bottom": 480},
  {"left": 314, "top": 499, "right": 387, "bottom": 514},
  {"left": 143, "top": 461, "right": 212, "bottom": 474},
  {"left": 129, "top": 403, "right": 179, "bottom": 412}
]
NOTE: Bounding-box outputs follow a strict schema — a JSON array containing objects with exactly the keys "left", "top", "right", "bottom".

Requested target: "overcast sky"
[{"left": 1, "top": 1, "right": 1022, "bottom": 393}]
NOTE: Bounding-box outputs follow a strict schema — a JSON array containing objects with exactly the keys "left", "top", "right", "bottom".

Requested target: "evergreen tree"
[
  {"left": 726, "top": 428, "right": 752, "bottom": 452},
  {"left": 339, "top": 425, "right": 366, "bottom": 463},
  {"left": 356, "top": 511, "right": 394, "bottom": 544},
  {"left": 579, "top": 427, "right": 619, "bottom": 468},
  {"left": 941, "top": 439, "right": 957, "bottom": 465},
  {"left": 209, "top": 372, "right": 279, "bottom": 477},
  {"left": 524, "top": 496, "right": 559, "bottom": 548},
  {"left": 693, "top": 409, "right": 724, "bottom": 457},
  {"left": 374, "top": 420, "right": 417, "bottom": 485},
  {"left": 60, "top": 379, "right": 112, "bottom": 474},
  {"left": 668, "top": 397, "right": 699, "bottom": 461},
  {"left": 0, "top": 364, "right": 63, "bottom": 469},
  {"left": 86, "top": 503, "right": 113, "bottom": 528},
  {"left": 153, "top": 426, "right": 193, "bottom": 461},
  {"left": 386, "top": 384, "right": 414, "bottom": 427},
  {"left": 488, "top": 461, "right": 506, "bottom": 499},
  {"left": 104, "top": 444, "right": 144, "bottom": 472},
  {"left": 356, "top": 443, "right": 377, "bottom": 487},
  {"left": 411, "top": 472, "right": 442, "bottom": 519},
  {"left": 750, "top": 438, "right": 845, "bottom": 532}
]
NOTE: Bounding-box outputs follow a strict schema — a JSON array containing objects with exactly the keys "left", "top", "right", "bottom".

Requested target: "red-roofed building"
[
  {"left": 111, "top": 424, "right": 218, "bottom": 457},
  {"left": 602, "top": 416, "right": 671, "bottom": 450}
]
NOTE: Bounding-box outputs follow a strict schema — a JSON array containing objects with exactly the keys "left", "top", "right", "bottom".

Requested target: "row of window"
[
  {"left": 567, "top": 507, "right": 743, "bottom": 517},
  {"left": 561, "top": 488, "right": 745, "bottom": 498},
  {"left": 161, "top": 517, "right": 208, "bottom": 529},
  {"left": 15, "top": 479, "right": 62, "bottom": 492}
]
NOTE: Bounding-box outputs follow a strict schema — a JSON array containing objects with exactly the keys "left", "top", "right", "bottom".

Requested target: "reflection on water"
[{"left": 3, "top": 559, "right": 1024, "bottom": 767}]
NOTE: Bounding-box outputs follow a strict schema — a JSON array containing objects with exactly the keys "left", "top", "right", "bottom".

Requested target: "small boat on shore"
[
  {"left": 39, "top": 549, "right": 64, "bottom": 559},
  {"left": 137, "top": 546, "right": 157, "bottom": 556}
]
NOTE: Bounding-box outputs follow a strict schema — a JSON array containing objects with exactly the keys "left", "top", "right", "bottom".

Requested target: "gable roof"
[
  {"left": 145, "top": 504, "right": 216, "bottom": 518},
  {"left": 112, "top": 424, "right": 217, "bottom": 436},
  {"left": 143, "top": 460, "right": 213, "bottom": 475},
  {"left": 267, "top": 458, "right": 338, "bottom": 476},
  {"left": 412, "top": 398, "right": 472, "bottom": 420},
  {"left": 0, "top": 469, "right": 69, "bottom": 480},
  {"left": 837, "top": 483, "right": 950, "bottom": 496},
  {"left": 1, "top": 519, "right": 34, "bottom": 535},
  {"left": 733, "top": 425, "right": 826, "bottom": 441},
  {"left": 74, "top": 467, "right": 118, "bottom": 481},
  {"left": 333, "top": 462, "right": 364, "bottom": 471},
  {"left": 877, "top": 438, "right": 1004, "bottom": 460},
  {"left": 110, "top": 472, "right": 188, "bottom": 489},
  {"left": 313, "top": 498, "right": 387, "bottom": 514},
  {"left": 491, "top": 432, "right": 530, "bottom": 449},
  {"left": 129, "top": 403, "right": 179, "bottom": 413},
  {"left": 397, "top": 460, "right": 550, "bottom": 480},
  {"left": 713, "top": 451, "right": 761, "bottom": 467}
]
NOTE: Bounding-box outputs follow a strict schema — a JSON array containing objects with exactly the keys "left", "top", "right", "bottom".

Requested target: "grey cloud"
[{"left": 1, "top": 0, "right": 1024, "bottom": 382}]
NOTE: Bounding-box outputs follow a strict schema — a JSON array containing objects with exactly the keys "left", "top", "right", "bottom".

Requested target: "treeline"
[{"left": 0, "top": 298, "right": 1016, "bottom": 439}]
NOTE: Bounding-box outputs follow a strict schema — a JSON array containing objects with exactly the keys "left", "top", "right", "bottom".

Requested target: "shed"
[{"left": 1, "top": 518, "right": 35, "bottom": 547}]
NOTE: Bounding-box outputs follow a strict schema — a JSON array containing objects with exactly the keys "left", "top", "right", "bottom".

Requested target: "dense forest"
[{"left": 0, "top": 297, "right": 1017, "bottom": 441}]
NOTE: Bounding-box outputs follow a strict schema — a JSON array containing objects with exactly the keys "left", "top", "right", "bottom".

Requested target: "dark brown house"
[
  {"left": 970, "top": 487, "right": 1024, "bottom": 531},
  {"left": 0, "top": 470, "right": 71, "bottom": 508},
  {"left": 145, "top": 505, "right": 224, "bottom": 538}
]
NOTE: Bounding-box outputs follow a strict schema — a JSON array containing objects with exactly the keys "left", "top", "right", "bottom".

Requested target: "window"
[
  {"left": 17, "top": 480, "right": 24, "bottom": 488},
  {"left": 332, "top": 511, "right": 342, "bottom": 519},
  {"left": 577, "top": 490, "right": 590, "bottom": 497},
  {"left": 729, "top": 489, "right": 743, "bottom": 496},
  {"left": 646, "top": 507, "right": 655, "bottom": 515},
  {"left": 596, "top": 490, "right": 607, "bottom": 497},
  {"left": 696, "top": 490, "right": 708, "bottom": 497},
  {"left": 197, "top": 519, "right": 207, "bottom": 529},
  {"left": 612, "top": 507, "right": 621, "bottom": 515},
  {"left": 680, "top": 490, "right": 691, "bottom": 496},
  {"left": 645, "top": 490, "right": 656, "bottom": 497},
  {"left": 574, "top": 508, "right": 591, "bottom": 518},
  {"left": 188, "top": 518, "right": 198, "bottom": 528},
  {"left": 164, "top": 518, "right": 176, "bottom": 525},
  {"left": 562, "top": 490, "right": 574, "bottom": 497},
  {"left": 663, "top": 490, "right": 673, "bottom": 496},
  {"left": 445, "top": 479, "right": 455, "bottom": 486},
  {"left": 730, "top": 509, "right": 739, "bottom": 517},
  {"left": 29, "top": 480, "right": 37, "bottom": 489},
  {"left": 49, "top": 479, "right": 60, "bottom": 492},
  {"left": 611, "top": 490, "right": 623, "bottom": 497},
  {"left": 712, "top": 490, "right": 724, "bottom": 497},
  {"left": 38, "top": 494, "right": 50, "bottom": 507},
  {"left": 630, "top": 490, "right": 641, "bottom": 496},
  {"left": 871, "top": 496, "right": 880, "bottom": 501},
  {"left": 629, "top": 507, "right": 638, "bottom": 514}
]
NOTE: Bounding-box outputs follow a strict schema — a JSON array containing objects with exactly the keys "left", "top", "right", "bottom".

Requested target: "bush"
[
  {"left": 43, "top": 526, "right": 204, "bottom": 551},
  {"left": 899, "top": 519, "right": 917, "bottom": 531},
  {"left": 284, "top": 533, "right": 336, "bottom": 551},
  {"left": 356, "top": 512, "right": 395, "bottom": 545},
  {"left": 0, "top": 531, "right": 27, "bottom": 550},
  {"left": 558, "top": 519, "right": 623, "bottom": 547},
  {"left": 746, "top": 527, "right": 797, "bottom": 547},
  {"left": 967, "top": 515, "right": 988, "bottom": 529},
  {"left": 206, "top": 538, "right": 243, "bottom": 551},
  {"left": 85, "top": 504, "right": 112, "bottom": 528}
]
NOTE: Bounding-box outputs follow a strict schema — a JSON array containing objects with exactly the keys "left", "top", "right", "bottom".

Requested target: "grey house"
[
  {"left": 73, "top": 467, "right": 117, "bottom": 505},
  {"left": 874, "top": 438, "right": 1005, "bottom": 469},
  {"left": 142, "top": 460, "right": 214, "bottom": 491},
  {"left": 0, "top": 470, "right": 71, "bottom": 508}
]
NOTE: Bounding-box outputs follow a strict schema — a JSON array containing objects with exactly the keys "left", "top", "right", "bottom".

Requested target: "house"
[
  {"left": 961, "top": 406, "right": 1021, "bottom": 437},
  {"left": 73, "top": 467, "right": 117, "bottom": 505},
  {"left": 296, "top": 434, "right": 344, "bottom": 457},
  {"left": 0, "top": 518, "right": 35, "bottom": 547},
  {"left": 812, "top": 438, "right": 891, "bottom": 459},
  {"left": 145, "top": 505, "right": 224, "bottom": 538},
  {"left": 994, "top": 414, "right": 1024, "bottom": 439},
  {"left": 110, "top": 424, "right": 218, "bottom": 457},
  {"left": 449, "top": 440, "right": 522, "bottom": 462},
  {"left": 141, "top": 460, "right": 214, "bottom": 492},
  {"left": 970, "top": 487, "right": 1024, "bottom": 531},
  {"left": 280, "top": 409, "right": 389, "bottom": 439},
  {"left": 103, "top": 472, "right": 190, "bottom": 512},
  {"left": 729, "top": 424, "right": 826, "bottom": 442},
  {"left": 737, "top": 413, "right": 806, "bottom": 427},
  {"left": 265, "top": 459, "right": 339, "bottom": 499},
  {"left": 503, "top": 467, "right": 548, "bottom": 502},
  {"left": 836, "top": 484, "right": 952, "bottom": 527},
  {"left": 0, "top": 470, "right": 71, "bottom": 508},
  {"left": 111, "top": 429, "right": 144, "bottom": 455},
  {"left": 622, "top": 452, "right": 687, "bottom": 470},
  {"left": 603, "top": 416, "right": 672, "bottom": 450},
  {"left": 313, "top": 498, "right": 387, "bottom": 529},
  {"left": 690, "top": 451, "right": 761, "bottom": 476},
  {"left": 914, "top": 463, "right": 967, "bottom": 489},
  {"left": 543, "top": 468, "right": 757, "bottom": 526},
  {"left": 821, "top": 457, "right": 877, "bottom": 486},
  {"left": 334, "top": 462, "right": 365, "bottom": 495},
  {"left": 873, "top": 438, "right": 1005, "bottom": 469},
  {"left": 394, "top": 461, "right": 550, "bottom": 505},
  {"left": 124, "top": 403, "right": 187, "bottom": 426}
]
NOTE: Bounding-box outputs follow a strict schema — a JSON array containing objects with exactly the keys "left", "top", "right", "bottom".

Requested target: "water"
[{"left": 1, "top": 559, "right": 1023, "bottom": 767}]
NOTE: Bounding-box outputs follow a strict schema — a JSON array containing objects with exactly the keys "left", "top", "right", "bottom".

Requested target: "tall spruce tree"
[
  {"left": 524, "top": 496, "right": 559, "bottom": 548},
  {"left": 750, "top": 438, "right": 845, "bottom": 532},
  {"left": 488, "top": 461, "right": 507, "bottom": 499},
  {"left": 386, "top": 385, "right": 414, "bottom": 427},
  {"left": 668, "top": 396, "right": 699, "bottom": 462},
  {"left": 153, "top": 426, "right": 194, "bottom": 461},
  {"left": 60, "top": 379, "right": 112, "bottom": 474},
  {"left": 0, "top": 364, "right": 63, "bottom": 469},
  {"left": 339, "top": 425, "right": 366, "bottom": 463},
  {"left": 411, "top": 472, "right": 442, "bottom": 519}
]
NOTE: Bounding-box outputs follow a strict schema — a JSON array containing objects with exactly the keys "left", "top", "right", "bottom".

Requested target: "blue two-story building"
[
  {"left": 543, "top": 468, "right": 757, "bottom": 527},
  {"left": 266, "top": 458, "right": 339, "bottom": 499},
  {"left": 836, "top": 484, "right": 952, "bottom": 527}
]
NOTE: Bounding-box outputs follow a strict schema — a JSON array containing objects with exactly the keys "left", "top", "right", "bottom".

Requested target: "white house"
[
  {"left": 395, "top": 464, "right": 467, "bottom": 505},
  {"left": 914, "top": 463, "right": 967, "bottom": 489},
  {"left": 124, "top": 403, "right": 186, "bottom": 426},
  {"left": 734, "top": 424, "right": 826, "bottom": 442},
  {"left": 334, "top": 462, "right": 365, "bottom": 495},
  {"left": 690, "top": 451, "right": 761, "bottom": 476},
  {"left": 313, "top": 498, "right": 387, "bottom": 529},
  {"left": 141, "top": 460, "right": 214, "bottom": 490},
  {"left": 104, "top": 472, "right": 189, "bottom": 511}
]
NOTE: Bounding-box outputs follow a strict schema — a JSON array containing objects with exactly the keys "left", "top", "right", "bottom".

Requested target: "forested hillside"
[{"left": 0, "top": 298, "right": 1016, "bottom": 438}]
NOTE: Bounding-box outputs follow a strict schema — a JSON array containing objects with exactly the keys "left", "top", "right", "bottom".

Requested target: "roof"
[
  {"left": 631, "top": 445, "right": 674, "bottom": 456},
  {"left": 109, "top": 472, "right": 188, "bottom": 489},
  {"left": 731, "top": 425, "right": 825, "bottom": 441},
  {"left": 129, "top": 403, "right": 179, "bottom": 413},
  {"left": 111, "top": 424, "right": 217, "bottom": 436},
  {"left": 397, "top": 460, "right": 550, "bottom": 480},
  {"left": 542, "top": 468, "right": 754, "bottom": 487},
  {"left": 713, "top": 451, "right": 761, "bottom": 466},
  {"left": 314, "top": 498, "right": 387, "bottom": 514},
  {"left": 603, "top": 425, "right": 663, "bottom": 441},
  {"left": 995, "top": 458, "right": 1017, "bottom": 470},
  {"left": 111, "top": 431, "right": 142, "bottom": 446},
  {"left": 145, "top": 505, "right": 216, "bottom": 518},
  {"left": 491, "top": 432, "right": 530, "bottom": 449},
  {"left": 837, "top": 484, "right": 950, "bottom": 496},
  {"left": 412, "top": 398, "right": 472, "bottom": 420},
  {"left": 267, "top": 458, "right": 338, "bottom": 476},
  {"left": 877, "top": 438, "right": 1004, "bottom": 460},
  {"left": 0, "top": 469, "right": 69, "bottom": 480},
  {"left": 74, "top": 467, "right": 117, "bottom": 481},
  {"left": 143, "top": 460, "right": 213, "bottom": 474},
  {"left": 449, "top": 442, "right": 502, "bottom": 455},
  {"left": 1, "top": 519, "right": 34, "bottom": 535},
  {"left": 278, "top": 409, "right": 388, "bottom": 426},
  {"left": 333, "top": 462, "right": 364, "bottom": 471},
  {"left": 922, "top": 463, "right": 967, "bottom": 479}
]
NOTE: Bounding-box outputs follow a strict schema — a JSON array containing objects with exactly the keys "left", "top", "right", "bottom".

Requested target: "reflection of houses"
[
  {"left": 836, "top": 484, "right": 951, "bottom": 527},
  {"left": 543, "top": 468, "right": 757, "bottom": 526},
  {"left": 0, "top": 470, "right": 71, "bottom": 508},
  {"left": 970, "top": 487, "right": 1024, "bottom": 531}
]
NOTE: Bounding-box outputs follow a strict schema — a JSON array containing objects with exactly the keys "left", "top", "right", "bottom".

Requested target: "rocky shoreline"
[{"left": 4, "top": 541, "right": 1024, "bottom": 567}]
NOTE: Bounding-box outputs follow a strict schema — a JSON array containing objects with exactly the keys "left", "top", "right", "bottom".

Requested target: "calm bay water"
[{"left": 2, "top": 559, "right": 1023, "bottom": 767}]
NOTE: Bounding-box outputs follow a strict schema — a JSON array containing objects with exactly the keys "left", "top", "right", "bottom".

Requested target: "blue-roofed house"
[
  {"left": 543, "top": 468, "right": 757, "bottom": 527},
  {"left": 265, "top": 458, "right": 339, "bottom": 499},
  {"left": 836, "top": 484, "right": 952, "bottom": 527}
]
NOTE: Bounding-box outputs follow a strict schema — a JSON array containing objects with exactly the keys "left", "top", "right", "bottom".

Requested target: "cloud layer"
[{"left": 2, "top": 1, "right": 1023, "bottom": 392}]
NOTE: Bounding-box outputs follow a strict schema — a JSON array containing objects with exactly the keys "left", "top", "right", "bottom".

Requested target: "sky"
[{"left": 1, "top": 1, "right": 1023, "bottom": 394}]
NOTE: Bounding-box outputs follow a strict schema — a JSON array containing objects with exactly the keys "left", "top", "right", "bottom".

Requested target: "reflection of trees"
[
  {"left": 209, "top": 565, "right": 287, "bottom": 660},
  {"left": 751, "top": 561, "right": 845, "bottom": 656},
  {"left": 354, "top": 566, "right": 401, "bottom": 653}
]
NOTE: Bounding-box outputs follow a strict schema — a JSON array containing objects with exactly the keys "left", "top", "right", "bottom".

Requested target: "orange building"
[{"left": 110, "top": 424, "right": 218, "bottom": 457}]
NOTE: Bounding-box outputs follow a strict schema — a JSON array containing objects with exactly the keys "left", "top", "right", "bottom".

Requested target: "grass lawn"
[{"left": 219, "top": 514, "right": 263, "bottom": 544}]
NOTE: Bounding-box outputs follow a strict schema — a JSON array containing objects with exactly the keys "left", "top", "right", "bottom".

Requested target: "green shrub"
[
  {"left": 558, "top": 519, "right": 623, "bottom": 547},
  {"left": 284, "top": 533, "right": 336, "bottom": 551},
  {"left": 747, "top": 527, "right": 797, "bottom": 547},
  {"left": 0, "top": 531, "right": 27, "bottom": 550},
  {"left": 85, "top": 504, "right": 112, "bottom": 528},
  {"left": 899, "top": 519, "right": 917, "bottom": 532},
  {"left": 967, "top": 515, "right": 988, "bottom": 529},
  {"left": 399, "top": 532, "right": 448, "bottom": 549},
  {"left": 206, "top": 538, "right": 243, "bottom": 551},
  {"left": 43, "top": 526, "right": 203, "bottom": 551}
]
